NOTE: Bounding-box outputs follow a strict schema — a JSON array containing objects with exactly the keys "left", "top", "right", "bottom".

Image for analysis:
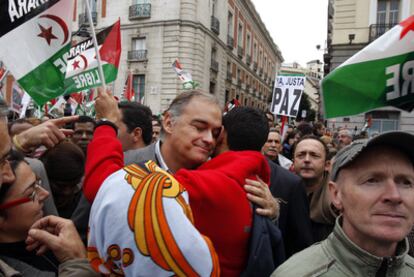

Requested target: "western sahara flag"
[
  {"left": 64, "top": 20, "right": 121, "bottom": 94},
  {"left": 0, "top": 0, "right": 72, "bottom": 105},
  {"left": 322, "top": 15, "right": 414, "bottom": 118}
]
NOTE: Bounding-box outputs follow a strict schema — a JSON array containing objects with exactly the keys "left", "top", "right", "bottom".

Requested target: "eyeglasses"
[{"left": 0, "top": 179, "right": 42, "bottom": 210}]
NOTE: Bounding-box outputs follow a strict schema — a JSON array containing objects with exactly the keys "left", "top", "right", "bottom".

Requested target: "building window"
[
  {"left": 209, "top": 81, "right": 216, "bottom": 95},
  {"left": 133, "top": 37, "right": 146, "bottom": 51},
  {"left": 377, "top": 0, "right": 399, "bottom": 25},
  {"left": 259, "top": 50, "right": 262, "bottom": 67},
  {"left": 246, "top": 33, "right": 251, "bottom": 55},
  {"left": 128, "top": 37, "right": 147, "bottom": 61},
  {"left": 253, "top": 43, "right": 257, "bottom": 61},
  {"left": 238, "top": 23, "right": 243, "bottom": 47},
  {"left": 83, "top": 0, "right": 97, "bottom": 12},
  {"left": 367, "top": 110, "right": 400, "bottom": 134},
  {"left": 133, "top": 74, "right": 145, "bottom": 102},
  {"left": 227, "top": 12, "right": 233, "bottom": 36}
]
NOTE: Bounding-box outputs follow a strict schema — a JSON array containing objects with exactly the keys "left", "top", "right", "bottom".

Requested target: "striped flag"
[
  {"left": 0, "top": 0, "right": 73, "bottom": 105},
  {"left": 172, "top": 59, "right": 198, "bottom": 89},
  {"left": 322, "top": 15, "right": 414, "bottom": 118},
  {"left": 64, "top": 20, "right": 121, "bottom": 94}
]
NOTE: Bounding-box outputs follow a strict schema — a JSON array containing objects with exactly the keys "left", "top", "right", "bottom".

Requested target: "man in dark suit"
[{"left": 266, "top": 159, "right": 313, "bottom": 258}]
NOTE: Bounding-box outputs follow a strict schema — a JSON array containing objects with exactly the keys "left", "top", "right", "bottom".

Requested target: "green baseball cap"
[{"left": 331, "top": 131, "right": 414, "bottom": 181}]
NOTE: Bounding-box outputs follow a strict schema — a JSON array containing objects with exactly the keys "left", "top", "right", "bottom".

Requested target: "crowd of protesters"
[{"left": 0, "top": 88, "right": 414, "bottom": 276}]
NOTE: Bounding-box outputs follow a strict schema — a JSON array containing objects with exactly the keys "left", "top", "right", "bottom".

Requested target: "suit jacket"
[
  {"left": 124, "top": 143, "right": 156, "bottom": 166},
  {"left": 267, "top": 159, "right": 313, "bottom": 258}
]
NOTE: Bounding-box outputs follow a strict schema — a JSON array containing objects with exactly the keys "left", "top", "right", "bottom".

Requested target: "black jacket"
[
  {"left": 267, "top": 159, "right": 314, "bottom": 258},
  {"left": 241, "top": 206, "right": 285, "bottom": 277}
]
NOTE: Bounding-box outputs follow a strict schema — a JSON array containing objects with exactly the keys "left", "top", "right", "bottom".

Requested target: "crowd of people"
[{"left": 0, "top": 87, "right": 414, "bottom": 276}]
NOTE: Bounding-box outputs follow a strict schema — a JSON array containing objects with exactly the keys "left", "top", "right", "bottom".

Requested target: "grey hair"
[
  {"left": 339, "top": 128, "right": 352, "bottom": 137},
  {"left": 167, "top": 90, "right": 219, "bottom": 119},
  {"left": 159, "top": 90, "right": 220, "bottom": 140}
]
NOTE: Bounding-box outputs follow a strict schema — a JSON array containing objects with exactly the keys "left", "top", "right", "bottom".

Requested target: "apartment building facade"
[
  {"left": 71, "top": 0, "right": 283, "bottom": 114},
  {"left": 324, "top": 0, "right": 414, "bottom": 134}
]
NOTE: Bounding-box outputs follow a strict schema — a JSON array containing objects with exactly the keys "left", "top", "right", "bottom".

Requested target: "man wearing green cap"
[{"left": 273, "top": 131, "right": 414, "bottom": 276}]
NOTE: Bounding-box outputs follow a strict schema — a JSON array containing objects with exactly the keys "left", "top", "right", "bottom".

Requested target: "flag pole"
[
  {"left": 0, "top": 69, "right": 9, "bottom": 83},
  {"left": 84, "top": 0, "right": 106, "bottom": 91}
]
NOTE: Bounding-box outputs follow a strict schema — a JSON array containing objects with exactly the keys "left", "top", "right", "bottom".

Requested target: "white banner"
[{"left": 270, "top": 74, "right": 305, "bottom": 118}]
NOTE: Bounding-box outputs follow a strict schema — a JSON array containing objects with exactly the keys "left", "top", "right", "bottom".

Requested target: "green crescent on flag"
[
  {"left": 0, "top": 0, "right": 72, "bottom": 105},
  {"left": 64, "top": 20, "right": 121, "bottom": 94},
  {"left": 322, "top": 15, "right": 414, "bottom": 118}
]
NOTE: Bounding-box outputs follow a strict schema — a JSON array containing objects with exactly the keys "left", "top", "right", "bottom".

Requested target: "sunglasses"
[{"left": 0, "top": 179, "right": 43, "bottom": 210}]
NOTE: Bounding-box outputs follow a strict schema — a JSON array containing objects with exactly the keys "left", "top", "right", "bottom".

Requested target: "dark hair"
[
  {"left": 293, "top": 135, "right": 329, "bottom": 160},
  {"left": 119, "top": 102, "right": 153, "bottom": 146},
  {"left": 296, "top": 122, "right": 313, "bottom": 137},
  {"left": 152, "top": 115, "right": 161, "bottom": 126},
  {"left": 269, "top": 127, "right": 280, "bottom": 134},
  {"left": 223, "top": 106, "right": 269, "bottom": 151},
  {"left": 42, "top": 141, "right": 85, "bottom": 185},
  {"left": 312, "top": 121, "right": 325, "bottom": 136},
  {"left": 71, "top": 115, "right": 96, "bottom": 129}
]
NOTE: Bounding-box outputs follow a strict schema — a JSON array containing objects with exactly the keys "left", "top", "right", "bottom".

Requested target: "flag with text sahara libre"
[
  {"left": 0, "top": 0, "right": 72, "bottom": 105},
  {"left": 322, "top": 15, "right": 414, "bottom": 118},
  {"left": 64, "top": 20, "right": 121, "bottom": 94}
]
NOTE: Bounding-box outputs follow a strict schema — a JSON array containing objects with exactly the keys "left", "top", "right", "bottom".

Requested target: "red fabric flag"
[{"left": 123, "top": 72, "right": 135, "bottom": 101}]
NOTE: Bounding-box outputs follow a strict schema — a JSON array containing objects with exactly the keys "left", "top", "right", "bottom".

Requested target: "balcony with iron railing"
[
  {"left": 369, "top": 23, "right": 396, "bottom": 42},
  {"left": 237, "top": 46, "right": 244, "bottom": 58},
  {"left": 253, "top": 62, "right": 258, "bottom": 71},
  {"left": 246, "top": 55, "right": 251, "bottom": 65},
  {"left": 211, "top": 16, "right": 220, "bottom": 35},
  {"left": 227, "top": 35, "right": 234, "bottom": 49},
  {"left": 127, "top": 50, "right": 148, "bottom": 61},
  {"left": 79, "top": 12, "right": 97, "bottom": 26},
  {"left": 210, "top": 58, "right": 219, "bottom": 72},
  {"left": 129, "top": 3, "right": 151, "bottom": 20},
  {"left": 259, "top": 68, "right": 263, "bottom": 77}
]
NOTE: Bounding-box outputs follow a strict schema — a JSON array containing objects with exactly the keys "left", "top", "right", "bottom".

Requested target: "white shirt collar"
[{"left": 155, "top": 140, "right": 170, "bottom": 172}]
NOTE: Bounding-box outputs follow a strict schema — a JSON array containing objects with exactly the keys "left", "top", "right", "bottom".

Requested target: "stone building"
[{"left": 73, "top": 0, "right": 283, "bottom": 114}]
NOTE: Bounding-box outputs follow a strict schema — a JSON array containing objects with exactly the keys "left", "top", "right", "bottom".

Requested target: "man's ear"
[
  {"left": 328, "top": 180, "right": 343, "bottom": 212},
  {"left": 324, "top": 159, "right": 331, "bottom": 172},
  {"left": 132, "top": 127, "right": 142, "bottom": 142},
  {"left": 162, "top": 112, "right": 174, "bottom": 135}
]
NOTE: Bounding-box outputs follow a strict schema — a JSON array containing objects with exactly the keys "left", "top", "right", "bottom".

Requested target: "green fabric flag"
[
  {"left": 64, "top": 20, "right": 121, "bottom": 94},
  {"left": 322, "top": 15, "right": 414, "bottom": 118},
  {"left": 0, "top": 0, "right": 73, "bottom": 105}
]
